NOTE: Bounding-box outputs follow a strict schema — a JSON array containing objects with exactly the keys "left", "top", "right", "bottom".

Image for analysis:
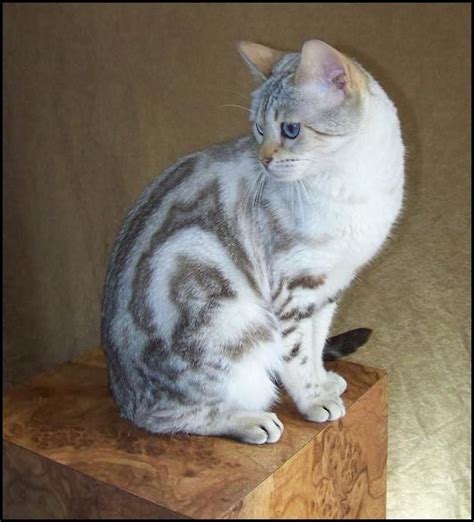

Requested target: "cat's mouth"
[{"left": 258, "top": 157, "right": 313, "bottom": 182}]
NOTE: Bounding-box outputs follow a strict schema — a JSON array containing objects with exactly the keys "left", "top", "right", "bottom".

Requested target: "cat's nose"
[{"left": 261, "top": 156, "right": 273, "bottom": 167}]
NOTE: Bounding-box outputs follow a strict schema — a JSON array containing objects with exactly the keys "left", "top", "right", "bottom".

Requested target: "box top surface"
[{"left": 3, "top": 347, "right": 385, "bottom": 518}]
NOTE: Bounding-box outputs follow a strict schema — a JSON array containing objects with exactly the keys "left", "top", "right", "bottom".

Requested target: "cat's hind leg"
[
  {"left": 131, "top": 335, "right": 286, "bottom": 445},
  {"left": 201, "top": 409, "right": 284, "bottom": 445},
  {"left": 134, "top": 402, "right": 284, "bottom": 445}
]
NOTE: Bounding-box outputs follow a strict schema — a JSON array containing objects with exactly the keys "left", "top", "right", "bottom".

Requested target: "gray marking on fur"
[
  {"left": 275, "top": 294, "right": 293, "bottom": 316},
  {"left": 221, "top": 323, "right": 274, "bottom": 360},
  {"left": 283, "top": 342, "right": 301, "bottom": 362},
  {"left": 100, "top": 45, "right": 377, "bottom": 440},
  {"left": 129, "top": 177, "right": 260, "bottom": 335},
  {"left": 271, "top": 278, "right": 284, "bottom": 301},
  {"left": 288, "top": 274, "right": 326, "bottom": 291},
  {"left": 102, "top": 155, "right": 199, "bottom": 343},
  {"left": 282, "top": 324, "right": 298, "bottom": 338},
  {"left": 279, "top": 304, "right": 316, "bottom": 322}
]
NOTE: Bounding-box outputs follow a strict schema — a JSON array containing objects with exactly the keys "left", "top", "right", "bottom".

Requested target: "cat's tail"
[{"left": 323, "top": 328, "right": 373, "bottom": 361}]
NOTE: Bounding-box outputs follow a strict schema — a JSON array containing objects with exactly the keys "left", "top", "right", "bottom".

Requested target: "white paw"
[
  {"left": 231, "top": 412, "right": 284, "bottom": 445},
  {"left": 304, "top": 395, "right": 346, "bottom": 423},
  {"left": 322, "top": 371, "right": 347, "bottom": 396}
]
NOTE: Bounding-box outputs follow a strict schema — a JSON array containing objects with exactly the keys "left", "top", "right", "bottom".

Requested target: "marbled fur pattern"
[{"left": 101, "top": 39, "right": 404, "bottom": 444}]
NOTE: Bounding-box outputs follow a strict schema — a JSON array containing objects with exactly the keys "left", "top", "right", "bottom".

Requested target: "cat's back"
[
  {"left": 116, "top": 135, "right": 255, "bottom": 247},
  {"left": 101, "top": 135, "right": 257, "bottom": 346}
]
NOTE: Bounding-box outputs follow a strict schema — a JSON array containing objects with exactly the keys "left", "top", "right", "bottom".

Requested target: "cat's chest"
[{"left": 294, "top": 189, "right": 401, "bottom": 268}]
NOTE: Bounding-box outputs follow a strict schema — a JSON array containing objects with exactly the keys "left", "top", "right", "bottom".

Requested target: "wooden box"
[{"left": 3, "top": 348, "right": 387, "bottom": 519}]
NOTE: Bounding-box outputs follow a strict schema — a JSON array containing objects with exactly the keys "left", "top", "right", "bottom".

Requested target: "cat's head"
[{"left": 238, "top": 39, "right": 369, "bottom": 182}]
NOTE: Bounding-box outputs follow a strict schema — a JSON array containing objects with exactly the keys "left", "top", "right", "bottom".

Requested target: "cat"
[{"left": 101, "top": 39, "right": 404, "bottom": 445}]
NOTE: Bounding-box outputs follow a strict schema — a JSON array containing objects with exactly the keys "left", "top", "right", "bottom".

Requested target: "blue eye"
[
  {"left": 255, "top": 122, "right": 264, "bottom": 136},
  {"left": 281, "top": 122, "right": 300, "bottom": 139}
]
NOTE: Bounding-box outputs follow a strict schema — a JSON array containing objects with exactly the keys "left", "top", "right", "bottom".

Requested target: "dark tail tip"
[{"left": 323, "top": 328, "right": 373, "bottom": 361}]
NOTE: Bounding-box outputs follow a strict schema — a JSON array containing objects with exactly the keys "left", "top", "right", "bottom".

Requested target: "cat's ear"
[
  {"left": 237, "top": 41, "right": 284, "bottom": 81},
  {"left": 295, "top": 40, "right": 360, "bottom": 105}
]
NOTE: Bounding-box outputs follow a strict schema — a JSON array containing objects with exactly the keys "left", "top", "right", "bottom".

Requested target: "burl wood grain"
[
  {"left": 3, "top": 441, "right": 186, "bottom": 519},
  {"left": 3, "top": 348, "right": 387, "bottom": 519},
  {"left": 223, "top": 377, "right": 387, "bottom": 518}
]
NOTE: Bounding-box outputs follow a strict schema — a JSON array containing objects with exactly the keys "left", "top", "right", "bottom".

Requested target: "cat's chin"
[{"left": 266, "top": 169, "right": 308, "bottom": 183}]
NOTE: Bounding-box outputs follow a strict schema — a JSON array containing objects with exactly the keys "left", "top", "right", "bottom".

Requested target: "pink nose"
[{"left": 261, "top": 157, "right": 272, "bottom": 167}]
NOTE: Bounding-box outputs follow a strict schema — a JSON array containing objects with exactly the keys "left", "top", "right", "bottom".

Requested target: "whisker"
[
  {"left": 242, "top": 165, "right": 265, "bottom": 236},
  {"left": 296, "top": 180, "right": 305, "bottom": 225},
  {"left": 301, "top": 178, "right": 315, "bottom": 208},
  {"left": 257, "top": 175, "right": 266, "bottom": 210},
  {"left": 253, "top": 171, "right": 265, "bottom": 210},
  {"left": 299, "top": 178, "right": 310, "bottom": 207},
  {"left": 218, "top": 104, "right": 251, "bottom": 112},
  {"left": 290, "top": 182, "right": 295, "bottom": 220},
  {"left": 296, "top": 181, "right": 302, "bottom": 224},
  {"left": 274, "top": 159, "right": 312, "bottom": 164},
  {"left": 243, "top": 171, "right": 261, "bottom": 220},
  {"left": 306, "top": 183, "right": 317, "bottom": 216}
]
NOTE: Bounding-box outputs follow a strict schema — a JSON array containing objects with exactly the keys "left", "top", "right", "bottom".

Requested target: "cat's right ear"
[{"left": 237, "top": 41, "right": 284, "bottom": 82}]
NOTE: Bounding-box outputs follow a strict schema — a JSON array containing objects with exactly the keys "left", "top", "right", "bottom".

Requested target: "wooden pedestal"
[{"left": 3, "top": 348, "right": 387, "bottom": 519}]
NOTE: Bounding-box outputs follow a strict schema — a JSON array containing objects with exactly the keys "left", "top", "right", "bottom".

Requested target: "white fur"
[{"left": 103, "top": 50, "right": 404, "bottom": 444}]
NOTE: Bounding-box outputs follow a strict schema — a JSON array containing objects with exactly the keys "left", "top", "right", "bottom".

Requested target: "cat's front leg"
[
  {"left": 307, "top": 301, "right": 347, "bottom": 420},
  {"left": 311, "top": 301, "right": 347, "bottom": 390},
  {"left": 280, "top": 301, "right": 347, "bottom": 423}
]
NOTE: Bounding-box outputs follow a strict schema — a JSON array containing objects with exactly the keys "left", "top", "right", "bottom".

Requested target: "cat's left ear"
[
  {"left": 295, "top": 40, "right": 363, "bottom": 105},
  {"left": 237, "top": 41, "right": 284, "bottom": 81}
]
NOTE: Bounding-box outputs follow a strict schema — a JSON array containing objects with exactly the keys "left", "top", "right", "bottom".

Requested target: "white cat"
[{"left": 101, "top": 39, "right": 404, "bottom": 444}]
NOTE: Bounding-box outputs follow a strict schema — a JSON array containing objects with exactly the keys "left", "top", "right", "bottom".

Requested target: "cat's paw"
[
  {"left": 230, "top": 412, "right": 284, "bottom": 445},
  {"left": 303, "top": 395, "right": 346, "bottom": 423},
  {"left": 322, "top": 370, "right": 347, "bottom": 396}
]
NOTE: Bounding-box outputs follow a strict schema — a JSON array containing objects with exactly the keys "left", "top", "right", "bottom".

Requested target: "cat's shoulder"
[{"left": 201, "top": 135, "right": 255, "bottom": 164}]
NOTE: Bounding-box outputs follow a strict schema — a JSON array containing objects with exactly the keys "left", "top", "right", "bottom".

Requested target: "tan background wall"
[{"left": 3, "top": 3, "right": 470, "bottom": 518}]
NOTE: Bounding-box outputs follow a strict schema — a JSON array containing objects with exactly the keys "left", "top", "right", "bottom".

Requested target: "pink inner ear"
[
  {"left": 297, "top": 40, "right": 347, "bottom": 92},
  {"left": 325, "top": 66, "right": 346, "bottom": 90}
]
